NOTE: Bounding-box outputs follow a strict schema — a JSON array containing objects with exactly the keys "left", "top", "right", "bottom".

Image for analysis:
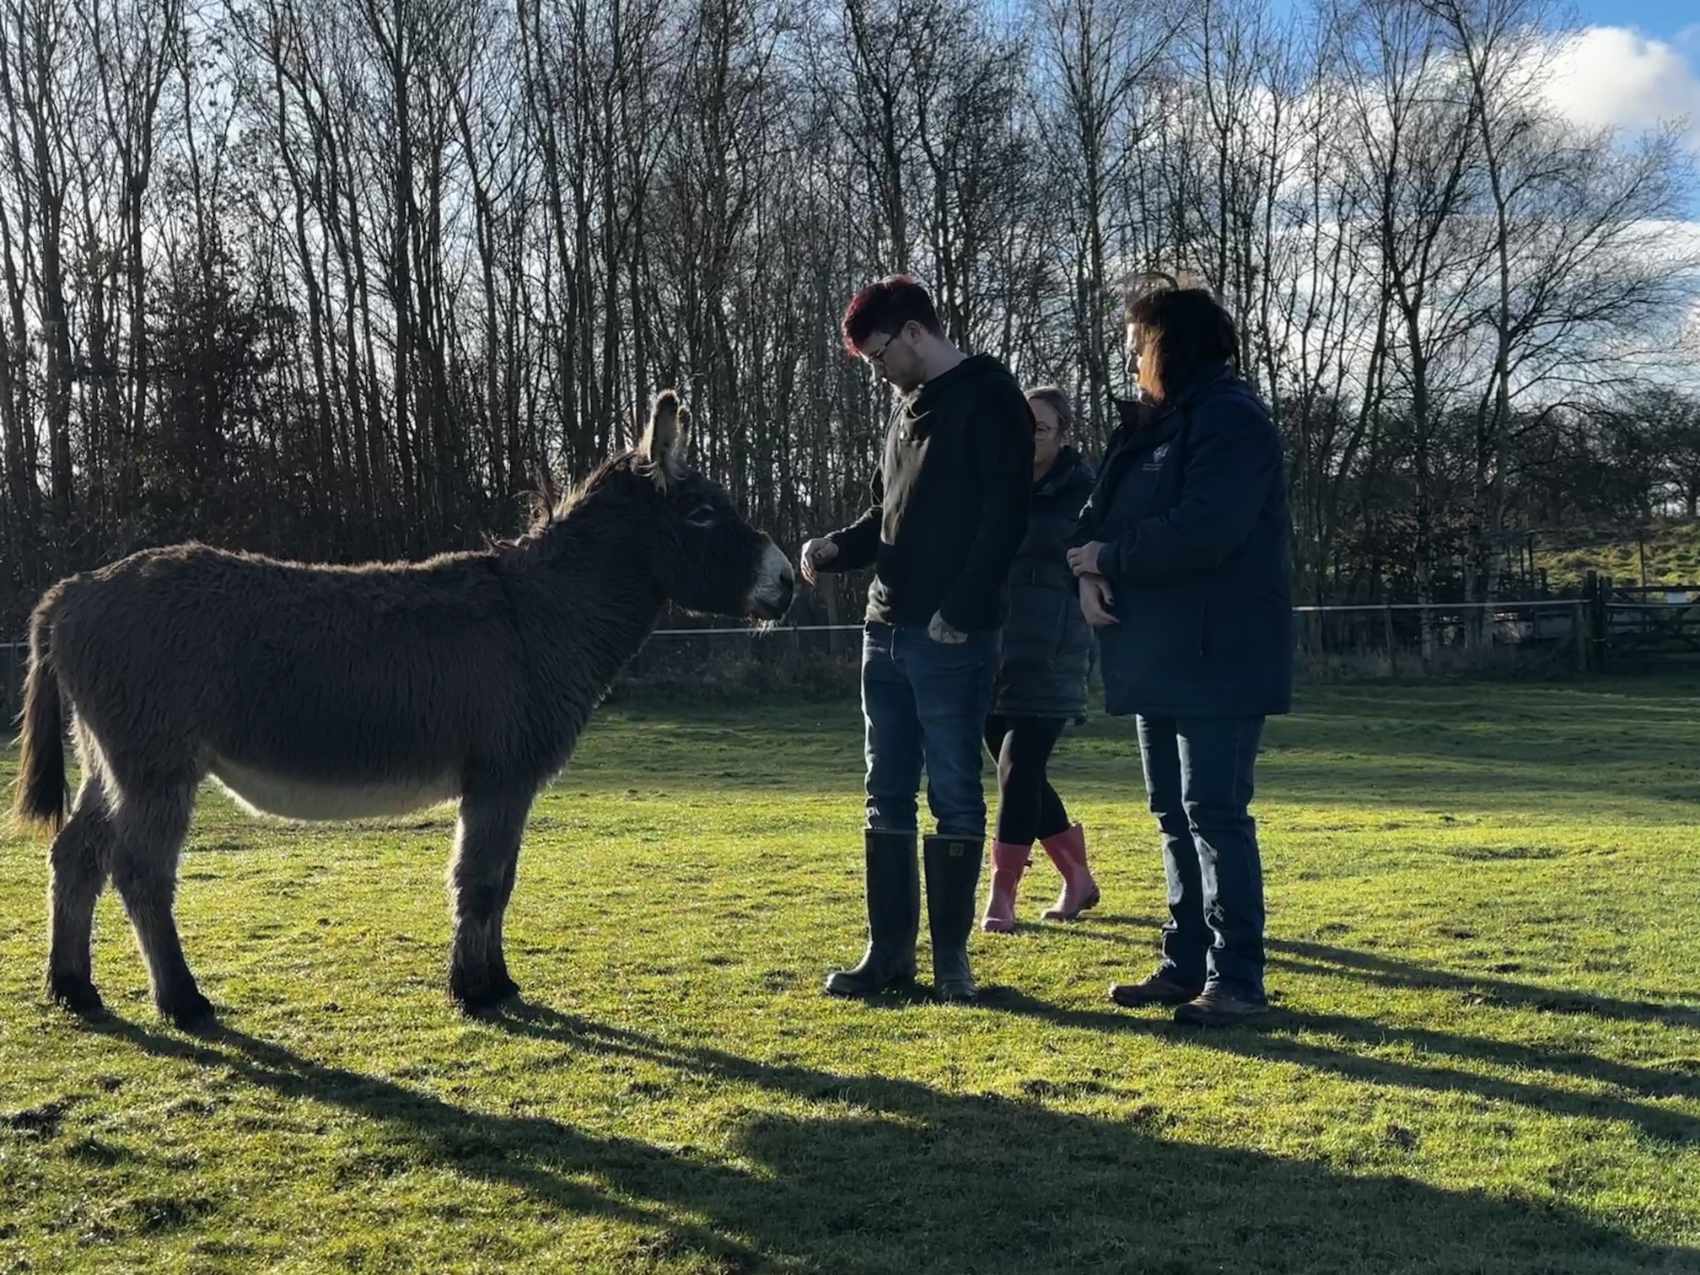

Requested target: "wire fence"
[
  {"left": 4, "top": 593, "right": 1695, "bottom": 721},
  {"left": 1293, "top": 599, "right": 1586, "bottom": 679}
]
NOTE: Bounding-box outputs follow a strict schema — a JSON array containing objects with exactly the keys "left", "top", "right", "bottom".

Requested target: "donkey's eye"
[{"left": 685, "top": 503, "right": 718, "bottom": 529}]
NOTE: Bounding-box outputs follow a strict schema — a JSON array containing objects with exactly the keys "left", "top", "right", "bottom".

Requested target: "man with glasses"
[{"left": 800, "top": 274, "right": 1033, "bottom": 1003}]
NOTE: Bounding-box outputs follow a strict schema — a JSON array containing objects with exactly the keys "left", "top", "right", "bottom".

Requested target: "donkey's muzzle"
[{"left": 746, "top": 541, "right": 795, "bottom": 620}]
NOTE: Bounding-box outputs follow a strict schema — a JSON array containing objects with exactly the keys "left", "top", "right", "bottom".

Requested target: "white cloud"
[{"left": 1543, "top": 27, "right": 1700, "bottom": 149}]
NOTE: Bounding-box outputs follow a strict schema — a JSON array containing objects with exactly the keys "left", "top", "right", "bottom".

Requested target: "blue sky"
[
  {"left": 1264, "top": 0, "right": 1695, "bottom": 48},
  {"left": 1269, "top": 3, "right": 1700, "bottom": 170},
  {"left": 1252, "top": 2, "right": 1700, "bottom": 220},
  {"left": 1532, "top": 13, "right": 1700, "bottom": 156},
  {"left": 1567, "top": 2, "right": 1692, "bottom": 42}
]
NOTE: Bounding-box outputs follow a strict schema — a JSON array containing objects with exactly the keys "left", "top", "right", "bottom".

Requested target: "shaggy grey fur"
[{"left": 12, "top": 391, "right": 794, "bottom": 1025}]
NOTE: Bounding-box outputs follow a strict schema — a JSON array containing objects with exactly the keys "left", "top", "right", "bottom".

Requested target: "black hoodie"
[{"left": 824, "top": 353, "right": 1033, "bottom": 631}]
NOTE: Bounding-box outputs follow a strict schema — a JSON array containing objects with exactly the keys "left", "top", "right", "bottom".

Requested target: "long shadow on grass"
[
  {"left": 1033, "top": 925, "right": 1700, "bottom": 1136},
  {"left": 986, "top": 989, "right": 1700, "bottom": 1142},
  {"left": 1267, "top": 937, "right": 1700, "bottom": 1024},
  {"left": 1075, "top": 919, "right": 1700, "bottom": 1025},
  {"left": 494, "top": 1003, "right": 1698, "bottom": 1273},
  {"left": 86, "top": 1017, "right": 771, "bottom": 1271},
  {"left": 91, "top": 1007, "right": 1696, "bottom": 1274}
]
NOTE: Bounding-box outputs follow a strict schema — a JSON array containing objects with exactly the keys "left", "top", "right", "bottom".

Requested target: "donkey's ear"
[
  {"left": 526, "top": 458, "right": 562, "bottom": 530},
  {"left": 637, "top": 390, "right": 690, "bottom": 491}
]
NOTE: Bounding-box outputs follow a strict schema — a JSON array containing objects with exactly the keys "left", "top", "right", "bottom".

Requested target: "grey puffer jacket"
[{"left": 992, "top": 446, "right": 1096, "bottom": 719}]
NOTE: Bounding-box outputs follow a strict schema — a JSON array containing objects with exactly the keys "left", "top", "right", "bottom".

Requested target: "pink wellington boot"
[
  {"left": 1040, "top": 824, "right": 1100, "bottom": 921},
  {"left": 980, "top": 841, "right": 1032, "bottom": 934}
]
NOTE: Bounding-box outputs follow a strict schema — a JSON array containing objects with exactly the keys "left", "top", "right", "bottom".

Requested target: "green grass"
[
  {"left": 4, "top": 675, "right": 1700, "bottom": 1273},
  {"left": 1539, "top": 519, "right": 1700, "bottom": 589}
]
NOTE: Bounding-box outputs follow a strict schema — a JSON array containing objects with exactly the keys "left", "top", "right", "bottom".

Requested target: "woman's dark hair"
[
  {"left": 842, "top": 274, "right": 944, "bottom": 355},
  {"left": 1125, "top": 286, "right": 1238, "bottom": 402},
  {"left": 1024, "top": 385, "right": 1074, "bottom": 433}
]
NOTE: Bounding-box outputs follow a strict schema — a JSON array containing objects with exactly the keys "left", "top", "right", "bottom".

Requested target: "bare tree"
[
  {"left": 1032, "top": 0, "right": 1181, "bottom": 433},
  {"left": 0, "top": 0, "right": 1694, "bottom": 637}
]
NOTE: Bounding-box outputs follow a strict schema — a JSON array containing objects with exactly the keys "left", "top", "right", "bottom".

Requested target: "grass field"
[
  {"left": 1538, "top": 519, "right": 1700, "bottom": 589},
  {"left": 4, "top": 673, "right": 1700, "bottom": 1273}
]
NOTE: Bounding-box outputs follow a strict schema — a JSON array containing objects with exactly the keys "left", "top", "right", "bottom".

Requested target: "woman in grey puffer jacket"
[{"left": 981, "top": 386, "right": 1100, "bottom": 933}]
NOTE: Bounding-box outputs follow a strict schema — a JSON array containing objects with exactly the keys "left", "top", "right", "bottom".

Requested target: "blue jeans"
[
  {"left": 862, "top": 622, "right": 998, "bottom": 837},
  {"left": 1136, "top": 715, "right": 1267, "bottom": 997}
]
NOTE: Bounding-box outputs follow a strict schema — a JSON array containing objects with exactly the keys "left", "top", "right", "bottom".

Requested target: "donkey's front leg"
[{"left": 447, "top": 787, "right": 533, "bottom": 1011}]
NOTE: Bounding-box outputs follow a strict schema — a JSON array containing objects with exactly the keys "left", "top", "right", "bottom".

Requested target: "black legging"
[{"left": 984, "top": 714, "right": 1071, "bottom": 846}]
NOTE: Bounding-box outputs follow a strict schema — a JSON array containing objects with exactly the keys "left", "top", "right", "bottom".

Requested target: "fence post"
[
  {"left": 1585, "top": 572, "right": 1608, "bottom": 672},
  {"left": 1572, "top": 600, "right": 1587, "bottom": 673},
  {"left": 1583, "top": 572, "right": 1595, "bottom": 672},
  {"left": 1383, "top": 605, "right": 1396, "bottom": 674}
]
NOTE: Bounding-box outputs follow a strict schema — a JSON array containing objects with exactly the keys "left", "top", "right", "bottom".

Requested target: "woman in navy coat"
[{"left": 1067, "top": 285, "right": 1292, "bottom": 1026}]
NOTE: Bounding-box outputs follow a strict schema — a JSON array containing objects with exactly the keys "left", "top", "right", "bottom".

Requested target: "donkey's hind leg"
[
  {"left": 107, "top": 782, "right": 210, "bottom": 1028},
  {"left": 447, "top": 788, "right": 533, "bottom": 1011},
  {"left": 46, "top": 779, "right": 116, "bottom": 1015}
]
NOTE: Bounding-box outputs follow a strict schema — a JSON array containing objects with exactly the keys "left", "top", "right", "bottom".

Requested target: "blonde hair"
[{"left": 1024, "top": 385, "right": 1074, "bottom": 433}]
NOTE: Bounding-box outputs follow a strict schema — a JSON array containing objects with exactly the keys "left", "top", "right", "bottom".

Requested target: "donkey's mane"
[
  {"left": 504, "top": 387, "right": 685, "bottom": 564},
  {"left": 495, "top": 450, "right": 651, "bottom": 567},
  {"left": 547, "top": 452, "right": 642, "bottom": 523}
]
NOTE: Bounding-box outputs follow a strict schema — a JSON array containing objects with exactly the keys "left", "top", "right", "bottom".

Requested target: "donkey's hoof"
[
  {"left": 451, "top": 971, "right": 521, "bottom": 1014},
  {"left": 163, "top": 989, "right": 217, "bottom": 1031},
  {"left": 47, "top": 974, "right": 105, "bottom": 1017}
]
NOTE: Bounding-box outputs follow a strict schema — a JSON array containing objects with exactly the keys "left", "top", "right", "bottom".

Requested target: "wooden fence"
[{"left": 1584, "top": 574, "right": 1700, "bottom": 667}]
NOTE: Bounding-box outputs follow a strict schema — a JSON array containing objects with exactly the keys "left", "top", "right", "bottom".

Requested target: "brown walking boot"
[
  {"left": 1173, "top": 983, "right": 1270, "bottom": 1026},
  {"left": 1109, "top": 969, "right": 1204, "bottom": 1009}
]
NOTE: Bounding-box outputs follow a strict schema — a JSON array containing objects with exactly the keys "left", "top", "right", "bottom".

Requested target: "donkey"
[{"left": 11, "top": 391, "right": 794, "bottom": 1026}]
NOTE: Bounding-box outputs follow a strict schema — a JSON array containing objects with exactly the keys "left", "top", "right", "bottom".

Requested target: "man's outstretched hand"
[{"left": 800, "top": 537, "right": 838, "bottom": 586}]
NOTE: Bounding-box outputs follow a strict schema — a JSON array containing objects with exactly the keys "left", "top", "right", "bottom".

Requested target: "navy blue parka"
[{"left": 1069, "top": 366, "right": 1293, "bottom": 719}]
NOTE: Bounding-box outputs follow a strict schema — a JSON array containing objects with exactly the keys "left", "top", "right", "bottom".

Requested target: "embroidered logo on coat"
[{"left": 1143, "top": 442, "right": 1171, "bottom": 472}]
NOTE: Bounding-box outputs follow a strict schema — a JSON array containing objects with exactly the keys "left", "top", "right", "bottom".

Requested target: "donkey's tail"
[{"left": 12, "top": 604, "right": 67, "bottom": 833}]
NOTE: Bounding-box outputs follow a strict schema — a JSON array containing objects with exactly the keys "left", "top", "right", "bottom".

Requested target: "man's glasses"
[{"left": 862, "top": 334, "right": 894, "bottom": 366}]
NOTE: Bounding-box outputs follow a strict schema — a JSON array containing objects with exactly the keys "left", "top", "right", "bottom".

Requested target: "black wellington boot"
[
  {"left": 924, "top": 835, "right": 983, "bottom": 1003},
  {"left": 824, "top": 830, "right": 920, "bottom": 997}
]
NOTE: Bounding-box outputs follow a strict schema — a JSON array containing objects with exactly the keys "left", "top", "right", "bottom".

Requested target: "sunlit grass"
[
  {"left": 3, "top": 672, "right": 1699, "bottom": 1272},
  {"left": 1540, "top": 518, "right": 1700, "bottom": 589}
]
